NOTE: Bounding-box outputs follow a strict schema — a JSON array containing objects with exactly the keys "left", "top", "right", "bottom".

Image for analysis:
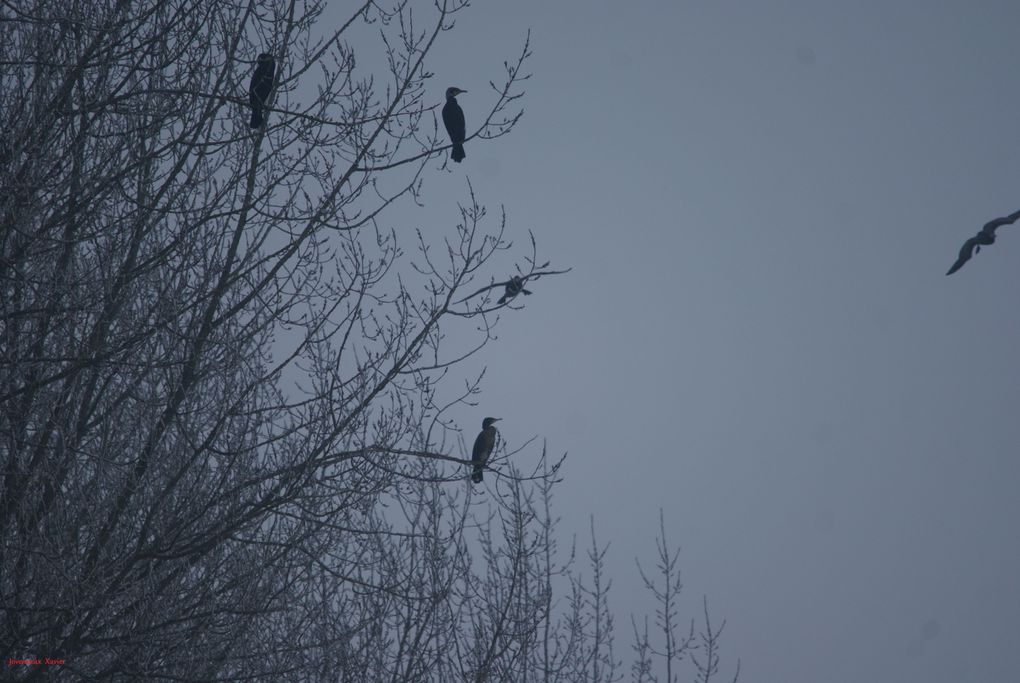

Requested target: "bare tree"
[
  {"left": 1, "top": 1, "right": 739, "bottom": 681},
  {"left": 635, "top": 511, "right": 697, "bottom": 683},
  {"left": 690, "top": 597, "right": 741, "bottom": 683},
  {"left": 632, "top": 513, "right": 740, "bottom": 683},
  {"left": 1, "top": 0, "right": 555, "bottom": 678}
]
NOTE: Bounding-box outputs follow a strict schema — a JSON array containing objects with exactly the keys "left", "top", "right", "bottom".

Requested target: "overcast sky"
[{"left": 348, "top": 2, "right": 1020, "bottom": 681}]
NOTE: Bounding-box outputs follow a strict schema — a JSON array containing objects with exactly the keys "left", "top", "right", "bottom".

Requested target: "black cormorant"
[
  {"left": 471, "top": 417, "right": 500, "bottom": 483},
  {"left": 947, "top": 208, "right": 1020, "bottom": 275},
  {"left": 442, "top": 87, "right": 467, "bottom": 163},
  {"left": 498, "top": 276, "right": 532, "bottom": 304},
  {"left": 249, "top": 53, "right": 276, "bottom": 129}
]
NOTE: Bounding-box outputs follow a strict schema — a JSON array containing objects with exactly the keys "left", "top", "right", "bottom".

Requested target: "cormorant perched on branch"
[
  {"left": 249, "top": 53, "right": 276, "bottom": 128},
  {"left": 442, "top": 87, "right": 467, "bottom": 163},
  {"left": 946, "top": 208, "right": 1020, "bottom": 275},
  {"left": 471, "top": 417, "right": 500, "bottom": 483},
  {"left": 498, "top": 276, "right": 532, "bottom": 304}
]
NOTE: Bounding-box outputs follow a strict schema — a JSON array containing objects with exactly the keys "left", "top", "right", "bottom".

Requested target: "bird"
[
  {"left": 498, "top": 276, "right": 532, "bottom": 304},
  {"left": 442, "top": 87, "right": 467, "bottom": 163},
  {"left": 249, "top": 53, "right": 276, "bottom": 129},
  {"left": 471, "top": 417, "right": 500, "bottom": 483},
  {"left": 946, "top": 208, "right": 1020, "bottom": 275}
]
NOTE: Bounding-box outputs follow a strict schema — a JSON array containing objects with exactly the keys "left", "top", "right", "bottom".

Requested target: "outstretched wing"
[
  {"left": 981, "top": 208, "right": 1020, "bottom": 234},
  {"left": 946, "top": 235, "right": 980, "bottom": 276}
]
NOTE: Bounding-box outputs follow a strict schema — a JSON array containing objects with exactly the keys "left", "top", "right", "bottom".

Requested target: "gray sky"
[{"left": 356, "top": 2, "right": 1020, "bottom": 681}]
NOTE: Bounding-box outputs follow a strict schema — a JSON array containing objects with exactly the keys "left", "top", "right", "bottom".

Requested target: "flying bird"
[
  {"left": 442, "top": 87, "right": 467, "bottom": 163},
  {"left": 471, "top": 417, "right": 500, "bottom": 484},
  {"left": 946, "top": 208, "right": 1020, "bottom": 275},
  {"left": 498, "top": 276, "right": 532, "bottom": 304},
  {"left": 249, "top": 53, "right": 276, "bottom": 129}
]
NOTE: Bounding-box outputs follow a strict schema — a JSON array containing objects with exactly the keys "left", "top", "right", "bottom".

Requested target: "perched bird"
[
  {"left": 249, "top": 53, "right": 276, "bottom": 129},
  {"left": 442, "top": 87, "right": 467, "bottom": 163},
  {"left": 471, "top": 417, "right": 500, "bottom": 484},
  {"left": 946, "top": 208, "right": 1020, "bottom": 275},
  {"left": 498, "top": 276, "right": 532, "bottom": 304}
]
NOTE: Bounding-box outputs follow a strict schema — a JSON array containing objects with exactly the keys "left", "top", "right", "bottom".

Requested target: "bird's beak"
[
  {"left": 459, "top": 89, "right": 467, "bottom": 94},
  {"left": 493, "top": 418, "right": 501, "bottom": 422}
]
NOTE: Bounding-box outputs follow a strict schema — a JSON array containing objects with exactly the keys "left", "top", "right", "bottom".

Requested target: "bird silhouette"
[
  {"left": 249, "top": 53, "right": 276, "bottom": 128},
  {"left": 946, "top": 208, "right": 1020, "bottom": 275},
  {"left": 471, "top": 417, "right": 499, "bottom": 483},
  {"left": 498, "top": 276, "right": 532, "bottom": 304},
  {"left": 442, "top": 87, "right": 467, "bottom": 163}
]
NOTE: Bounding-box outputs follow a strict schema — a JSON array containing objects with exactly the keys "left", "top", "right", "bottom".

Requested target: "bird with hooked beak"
[
  {"left": 442, "top": 87, "right": 467, "bottom": 163},
  {"left": 946, "top": 208, "right": 1020, "bottom": 275},
  {"left": 471, "top": 417, "right": 500, "bottom": 484}
]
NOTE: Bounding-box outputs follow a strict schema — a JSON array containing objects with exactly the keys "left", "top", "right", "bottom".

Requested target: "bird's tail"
[
  {"left": 250, "top": 108, "right": 263, "bottom": 129},
  {"left": 451, "top": 143, "right": 465, "bottom": 163},
  {"left": 471, "top": 466, "right": 483, "bottom": 484}
]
